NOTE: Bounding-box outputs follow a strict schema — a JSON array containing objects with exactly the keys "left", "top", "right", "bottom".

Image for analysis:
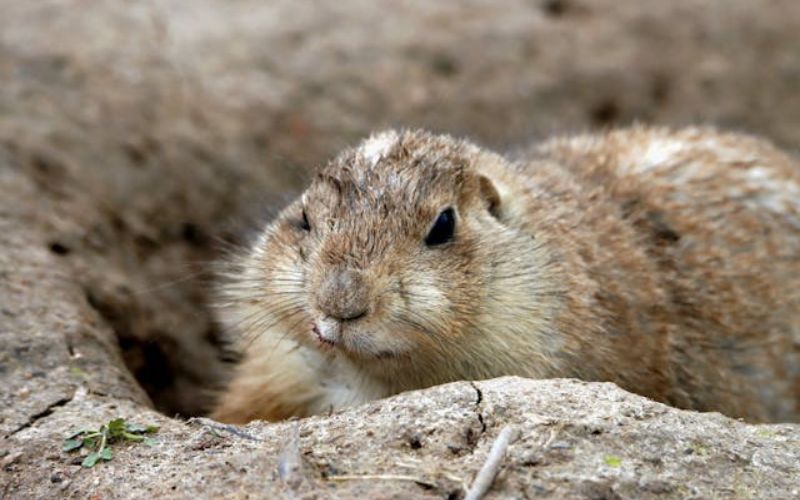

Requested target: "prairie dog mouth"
[
  {"left": 310, "top": 318, "right": 404, "bottom": 361},
  {"left": 312, "top": 321, "right": 338, "bottom": 347},
  {"left": 312, "top": 317, "right": 343, "bottom": 346}
]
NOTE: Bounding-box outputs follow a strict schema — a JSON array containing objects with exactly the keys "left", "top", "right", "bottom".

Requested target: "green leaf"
[
  {"left": 83, "top": 436, "right": 98, "bottom": 449},
  {"left": 604, "top": 455, "right": 622, "bottom": 468},
  {"left": 126, "top": 423, "right": 159, "bottom": 434},
  {"left": 82, "top": 452, "right": 101, "bottom": 468},
  {"left": 99, "top": 448, "right": 113, "bottom": 461},
  {"left": 143, "top": 438, "right": 157, "bottom": 447},
  {"left": 62, "top": 439, "right": 84, "bottom": 452},
  {"left": 107, "top": 418, "right": 126, "bottom": 437},
  {"left": 65, "top": 429, "right": 90, "bottom": 439}
]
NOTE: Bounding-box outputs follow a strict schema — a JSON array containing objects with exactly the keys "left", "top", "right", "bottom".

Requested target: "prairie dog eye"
[
  {"left": 299, "top": 209, "right": 311, "bottom": 231},
  {"left": 425, "top": 208, "right": 456, "bottom": 246}
]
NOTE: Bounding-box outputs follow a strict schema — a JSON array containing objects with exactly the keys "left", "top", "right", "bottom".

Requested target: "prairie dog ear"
[{"left": 478, "top": 174, "right": 502, "bottom": 219}]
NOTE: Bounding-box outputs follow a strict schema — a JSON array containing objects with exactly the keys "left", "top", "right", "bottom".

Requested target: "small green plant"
[
  {"left": 62, "top": 418, "right": 159, "bottom": 468},
  {"left": 603, "top": 455, "right": 622, "bottom": 468},
  {"left": 755, "top": 428, "right": 776, "bottom": 438}
]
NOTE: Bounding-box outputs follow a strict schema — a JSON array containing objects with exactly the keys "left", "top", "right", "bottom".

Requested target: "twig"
[
  {"left": 465, "top": 426, "right": 517, "bottom": 500},
  {"left": 187, "top": 417, "right": 260, "bottom": 441},
  {"left": 542, "top": 424, "right": 561, "bottom": 448},
  {"left": 277, "top": 424, "right": 304, "bottom": 489}
]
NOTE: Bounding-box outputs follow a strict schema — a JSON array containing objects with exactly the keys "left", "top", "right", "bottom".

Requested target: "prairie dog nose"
[{"left": 316, "top": 268, "right": 370, "bottom": 321}]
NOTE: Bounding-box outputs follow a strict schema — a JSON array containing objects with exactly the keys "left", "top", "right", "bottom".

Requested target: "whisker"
[{"left": 128, "top": 270, "right": 213, "bottom": 296}]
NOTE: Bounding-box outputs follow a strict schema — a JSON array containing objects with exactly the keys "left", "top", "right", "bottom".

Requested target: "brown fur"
[{"left": 212, "top": 127, "right": 800, "bottom": 423}]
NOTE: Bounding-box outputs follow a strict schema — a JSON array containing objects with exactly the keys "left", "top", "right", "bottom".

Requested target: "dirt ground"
[{"left": 2, "top": 0, "right": 800, "bottom": 497}]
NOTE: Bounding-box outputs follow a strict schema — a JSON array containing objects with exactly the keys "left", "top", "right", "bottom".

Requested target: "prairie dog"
[{"left": 212, "top": 127, "right": 800, "bottom": 423}]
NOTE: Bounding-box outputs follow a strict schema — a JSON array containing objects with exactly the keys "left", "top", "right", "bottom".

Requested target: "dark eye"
[
  {"left": 425, "top": 208, "right": 455, "bottom": 246},
  {"left": 299, "top": 209, "right": 311, "bottom": 231}
]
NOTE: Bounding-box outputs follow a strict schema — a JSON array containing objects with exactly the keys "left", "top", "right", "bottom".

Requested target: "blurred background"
[{"left": 2, "top": 0, "right": 799, "bottom": 417}]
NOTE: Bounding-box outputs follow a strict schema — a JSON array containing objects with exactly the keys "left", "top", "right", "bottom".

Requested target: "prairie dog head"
[{"left": 227, "top": 130, "right": 556, "bottom": 382}]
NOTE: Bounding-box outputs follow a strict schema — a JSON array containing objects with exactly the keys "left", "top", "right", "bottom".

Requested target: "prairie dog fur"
[{"left": 212, "top": 127, "right": 800, "bottom": 423}]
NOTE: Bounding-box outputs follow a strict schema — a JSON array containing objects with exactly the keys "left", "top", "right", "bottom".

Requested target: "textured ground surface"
[
  {"left": 2, "top": 0, "right": 800, "bottom": 497},
  {"left": 4, "top": 378, "right": 800, "bottom": 499}
]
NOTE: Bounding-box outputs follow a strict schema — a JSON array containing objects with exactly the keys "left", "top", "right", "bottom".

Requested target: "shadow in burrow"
[
  {"left": 73, "top": 219, "right": 245, "bottom": 418},
  {"left": 32, "top": 155, "right": 306, "bottom": 420}
]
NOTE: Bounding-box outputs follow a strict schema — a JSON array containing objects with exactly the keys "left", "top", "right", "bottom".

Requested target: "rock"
[
  {"left": 3, "top": 378, "right": 800, "bottom": 498},
  {"left": 1, "top": 0, "right": 800, "bottom": 496}
]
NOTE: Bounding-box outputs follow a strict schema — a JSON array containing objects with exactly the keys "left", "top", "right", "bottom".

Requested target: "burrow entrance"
[
  {"left": 18, "top": 129, "right": 307, "bottom": 418},
  {"left": 63, "top": 181, "right": 304, "bottom": 418}
]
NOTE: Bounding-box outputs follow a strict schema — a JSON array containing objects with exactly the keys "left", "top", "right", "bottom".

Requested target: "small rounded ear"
[{"left": 478, "top": 175, "right": 502, "bottom": 219}]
